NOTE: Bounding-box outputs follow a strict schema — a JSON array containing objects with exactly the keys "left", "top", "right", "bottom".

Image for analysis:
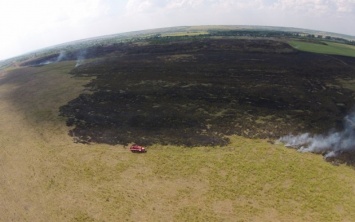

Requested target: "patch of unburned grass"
[
  {"left": 142, "top": 137, "right": 355, "bottom": 221},
  {"left": 174, "top": 206, "right": 219, "bottom": 221},
  {"left": 289, "top": 40, "right": 355, "bottom": 57},
  {"left": 1, "top": 61, "right": 92, "bottom": 123},
  {"left": 337, "top": 78, "right": 355, "bottom": 92}
]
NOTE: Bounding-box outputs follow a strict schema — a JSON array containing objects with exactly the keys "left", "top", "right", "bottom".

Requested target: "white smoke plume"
[
  {"left": 75, "top": 50, "right": 87, "bottom": 67},
  {"left": 56, "top": 50, "right": 67, "bottom": 62},
  {"left": 37, "top": 51, "right": 66, "bottom": 66},
  {"left": 39, "top": 60, "right": 54, "bottom": 66},
  {"left": 279, "top": 112, "right": 355, "bottom": 159}
]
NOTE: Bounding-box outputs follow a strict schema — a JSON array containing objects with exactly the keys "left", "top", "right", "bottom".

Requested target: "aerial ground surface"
[{"left": 1, "top": 27, "right": 355, "bottom": 221}]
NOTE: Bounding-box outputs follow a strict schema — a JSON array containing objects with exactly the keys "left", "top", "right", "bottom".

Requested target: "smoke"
[
  {"left": 36, "top": 51, "right": 66, "bottom": 66},
  {"left": 36, "top": 50, "right": 87, "bottom": 67},
  {"left": 56, "top": 50, "right": 67, "bottom": 62},
  {"left": 39, "top": 60, "right": 54, "bottom": 66},
  {"left": 279, "top": 112, "right": 355, "bottom": 160},
  {"left": 75, "top": 50, "right": 87, "bottom": 67}
]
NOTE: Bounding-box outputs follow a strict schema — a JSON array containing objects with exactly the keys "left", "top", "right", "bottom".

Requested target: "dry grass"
[
  {"left": 1, "top": 62, "right": 355, "bottom": 221},
  {"left": 337, "top": 78, "right": 355, "bottom": 92}
]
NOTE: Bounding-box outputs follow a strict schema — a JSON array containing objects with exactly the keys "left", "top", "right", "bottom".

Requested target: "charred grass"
[{"left": 60, "top": 38, "right": 355, "bottom": 147}]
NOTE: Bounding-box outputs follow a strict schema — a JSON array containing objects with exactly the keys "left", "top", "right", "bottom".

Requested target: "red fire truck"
[{"left": 129, "top": 144, "right": 147, "bottom": 153}]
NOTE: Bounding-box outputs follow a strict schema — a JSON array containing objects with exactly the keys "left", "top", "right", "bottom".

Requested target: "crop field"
[
  {"left": 2, "top": 35, "right": 355, "bottom": 221},
  {"left": 289, "top": 40, "right": 355, "bottom": 57}
]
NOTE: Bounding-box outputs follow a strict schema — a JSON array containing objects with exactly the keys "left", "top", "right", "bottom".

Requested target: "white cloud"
[
  {"left": 272, "top": 0, "right": 330, "bottom": 15},
  {"left": 166, "top": 0, "right": 205, "bottom": 9},
  {"left": 0, "top": 0, "right": 109, "bottom": 29},
  {"left": 335, "top": 0, "right": 355, "bottom": 13},
  {"left": 272, "top": 0, "right": 355, "bottom": 16},
  {"left": 123, "top": 0, "right": 355, "bottom": 18},
  {"left": 215, "top": 0, "right": 265, "bottom": 9},
  {"left": 126, "top": 0, "right": 155, "bottom": 13}
]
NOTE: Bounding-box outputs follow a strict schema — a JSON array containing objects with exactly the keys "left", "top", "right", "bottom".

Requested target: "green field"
[
  {"left": 289, "top": 40, "right": 355, "bottom": 57},
  {"left": 1, "top": 62, "right": 355, "bottom": 221}
]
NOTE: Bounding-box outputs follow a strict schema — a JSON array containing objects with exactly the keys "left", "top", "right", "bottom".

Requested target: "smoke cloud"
[
  {"left": 279, "top": 112, "right": 355, "bottom": 162},
  {"left": 56, "top": 50, "right": 67, "bottom": 62},
  {"left": 38, "top": 60, "right": 54, "bottom": 66},
  {"left": 36, "top": 50, "right": 86, "bottom": 67},
  {"left": 75, "top": 50, "right": 87, "bottom": 67}
]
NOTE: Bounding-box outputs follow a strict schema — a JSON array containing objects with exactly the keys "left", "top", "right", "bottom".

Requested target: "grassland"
[
  {"left": 289, "top": 40, "right": 355, "bottom": 57},
  {"left": 1, "top": 61, "right": 355, "bottom": 221}
]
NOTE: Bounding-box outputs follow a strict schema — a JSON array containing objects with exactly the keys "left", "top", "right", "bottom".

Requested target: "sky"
[{"left": 0, "top": 0, "right": 355, "bottom": 60}]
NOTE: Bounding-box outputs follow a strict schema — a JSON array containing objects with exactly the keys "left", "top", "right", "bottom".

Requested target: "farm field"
[{"left": 289, "top": 40, "right": 355, "bottom": 57}]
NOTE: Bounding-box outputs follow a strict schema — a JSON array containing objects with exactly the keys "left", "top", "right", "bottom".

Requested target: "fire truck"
[{"left": 129, "top": 144, "right": 147, "bottom": 153}]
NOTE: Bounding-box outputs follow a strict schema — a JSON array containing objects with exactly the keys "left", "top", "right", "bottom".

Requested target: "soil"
[{"left": 58, "top": 38, "right": 355, "bottom": 146}]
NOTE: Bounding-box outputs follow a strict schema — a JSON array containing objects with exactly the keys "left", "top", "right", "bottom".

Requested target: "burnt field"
[{"left": 59, "top": 38, "right": 355, "bottom": 146}]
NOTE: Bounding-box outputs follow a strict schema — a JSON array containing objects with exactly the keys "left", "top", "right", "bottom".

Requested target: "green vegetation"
[{"left": 289, "top": 40, "right": 355, "bottom": 57}]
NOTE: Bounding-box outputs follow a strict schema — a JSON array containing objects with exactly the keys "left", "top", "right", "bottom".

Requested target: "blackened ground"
[
  {"left": 59, "top": 38, "right": 355, "bottom": 146},
  {"left": 324, "top": 151, "right": 355, "bottom": 167}
]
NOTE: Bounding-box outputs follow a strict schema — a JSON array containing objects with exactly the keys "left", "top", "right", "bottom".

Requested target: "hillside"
[{"left": 2, "top": 27, "right": 355, "bottom": 221}]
